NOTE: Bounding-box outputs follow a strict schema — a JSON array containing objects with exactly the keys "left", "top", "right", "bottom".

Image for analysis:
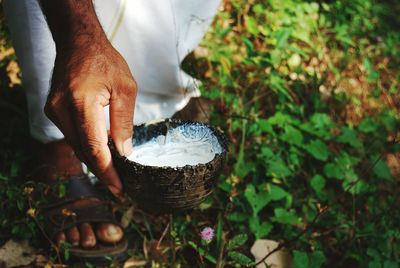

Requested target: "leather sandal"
[{"left": 38, "top": 176, "right": 128, "bottom": 264}]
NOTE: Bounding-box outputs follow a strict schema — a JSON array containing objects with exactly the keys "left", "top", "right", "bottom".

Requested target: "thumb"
[{"left": 110, "top": 84, "right": 137, "bottom": 156}]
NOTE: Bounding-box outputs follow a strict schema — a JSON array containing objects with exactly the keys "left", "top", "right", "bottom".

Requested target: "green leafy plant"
[{"left": 1, "top": 0, "right": 399, "bottom": 267}]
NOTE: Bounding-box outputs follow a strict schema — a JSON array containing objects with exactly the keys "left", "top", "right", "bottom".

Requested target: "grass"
[{"left": 1, "top": 0, "right": 400, "bottom": 267}]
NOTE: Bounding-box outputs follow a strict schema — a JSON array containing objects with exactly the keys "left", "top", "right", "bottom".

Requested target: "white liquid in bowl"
[{"left": 127, "top": 125, "right": 222, "bottom": 167}]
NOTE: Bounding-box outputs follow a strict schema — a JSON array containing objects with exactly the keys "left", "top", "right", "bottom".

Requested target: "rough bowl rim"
[{"left": 109, "top": 118, "right": 228, "bottom": 172}]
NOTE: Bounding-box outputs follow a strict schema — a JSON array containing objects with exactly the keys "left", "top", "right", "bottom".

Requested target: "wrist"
[
  {"left": 40, "top": 0, "right": 109, "bottom": 54},
  {"left": 57, "top": 27, "right": 109, "bottom": 56}
]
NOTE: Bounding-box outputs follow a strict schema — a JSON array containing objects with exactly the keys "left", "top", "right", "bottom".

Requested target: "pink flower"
[{"left": 201, "top": 227, "right": 214, "bottom": 242}]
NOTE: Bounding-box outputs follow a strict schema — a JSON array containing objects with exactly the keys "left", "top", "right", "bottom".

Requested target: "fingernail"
[
  {"left": 108, "top": 185, "right": 122, "bottom": 197},
  {"left": 123, "top": 139, "right": 133, "bottom": 156}
]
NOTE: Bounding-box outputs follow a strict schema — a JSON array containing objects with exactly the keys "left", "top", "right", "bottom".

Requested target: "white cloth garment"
[{"left": 3, "top": 0, "right": 220, "bottom": 143}]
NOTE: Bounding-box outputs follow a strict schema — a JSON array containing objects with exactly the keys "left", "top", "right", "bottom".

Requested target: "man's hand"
[{"left": 41, "top": 0, "right": 137, "bottom": 197}]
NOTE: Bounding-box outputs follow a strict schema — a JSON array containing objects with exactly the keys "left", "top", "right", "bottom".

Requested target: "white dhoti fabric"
[{"left": 3, "top": 0, "right": 220, "bottom": 143}]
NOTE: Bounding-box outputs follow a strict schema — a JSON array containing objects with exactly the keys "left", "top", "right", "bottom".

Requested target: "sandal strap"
[
  {"left": 39, "top": 176, "right": 119, "bottom": 240},
  {"left": 40, "top": 176, "right": 101, "bottom": 209},
  {"left": 44, "top": 202, "right": 118, "bottom": 240}
]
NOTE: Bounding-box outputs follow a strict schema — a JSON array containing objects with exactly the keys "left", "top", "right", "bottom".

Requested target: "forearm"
[{"left": 39, "top": 0, "right": 108, "bottom": 54}]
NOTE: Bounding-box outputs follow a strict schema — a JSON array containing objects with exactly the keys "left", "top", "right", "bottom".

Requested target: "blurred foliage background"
[{"left": 1, "top": 0, "right": 399, "bottom": 267}]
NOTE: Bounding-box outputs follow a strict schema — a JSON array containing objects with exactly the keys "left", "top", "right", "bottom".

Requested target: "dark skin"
[{"left": 39, "top": 0, "right": 137, "bottom": 247}]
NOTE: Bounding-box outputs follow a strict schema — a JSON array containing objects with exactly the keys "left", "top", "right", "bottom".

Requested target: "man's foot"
[{"left": 30, "top": 139, "right": 124, "bottom": 248}]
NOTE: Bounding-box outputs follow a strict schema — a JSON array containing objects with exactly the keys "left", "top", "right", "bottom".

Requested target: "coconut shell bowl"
[{"left": 109, "top": 119, "right": 227, "bottom": 213}]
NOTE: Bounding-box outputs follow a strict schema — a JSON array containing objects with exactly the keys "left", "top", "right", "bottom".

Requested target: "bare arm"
[
  {"left": 40, "top": 0, "right": 137, "bottom": 198},
  {"left": 39, "top": 1, "right": 103, "bottom": 48}
]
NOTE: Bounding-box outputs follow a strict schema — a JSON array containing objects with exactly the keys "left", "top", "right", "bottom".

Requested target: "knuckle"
[
  {"left": 68, "top": 90, "right": 88, "bottom": 110},
  {"left": 83, "top": 144, "right": 103, "bottom": 160},
  {"left": 118, "top": 79, "right": 137, "bottom": 97},
  {"left": 69, "top": 89, "right": 85, "bottom": 102},
  {"left": 88, "top": 146, "right": 102, "bottom": 159},
  {"left": 94, "top": 93, "right": 108, "bottom": 105},
  {"left": 128, "top": 80, "right": 138, "bottom": 95}
]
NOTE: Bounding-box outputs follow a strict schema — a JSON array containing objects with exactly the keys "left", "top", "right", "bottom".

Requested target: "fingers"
[
  {"left": 44, "top": 42, "right": 136, "bottom": 201},
  {"left": 45, "top": 88, "right": 123, "bottom": 198},
  {"left": 110, "top": 81, "right": 137, "bottom": 156},
  {"left": 70, "top": 92, "right": 124, "bottom": 198},
  {"left": 44, "top": 93, "right": 88, "bottom": 164}
]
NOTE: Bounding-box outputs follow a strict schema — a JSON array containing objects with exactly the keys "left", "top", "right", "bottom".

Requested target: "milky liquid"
[{"left": 127, "top": 125, "right": 222, "bottom": 167}]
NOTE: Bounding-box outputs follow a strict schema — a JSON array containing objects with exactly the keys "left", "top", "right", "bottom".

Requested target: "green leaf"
[
  {"left": 293, "top": 250, "right": 326, "bottom": 268},
  {"left": 309, "top": 251, "right": 326, "bottom": 268},
  {"left": 310, "top": 175, "right": 325, "bottom": 194},
  {"left": 281, "top": 125, "right": 303, "bottom": 146},
  {"left": 267, "top": 112, "right": 300, "bottom": 127},
  {"left": 260, "top": 147, "right": 274, "bottom": 159},
  {"left": 244, "top": 184, "right": 257, "bottom": 210},
  {"left": 228, "top": 251, "right": 253, "bottom": 266},
  {"left": 242, "top": 38, "right": 254, "bottom": 55},
  {"left": 218, "top": 181, "right": 232, "bottom": 192},
  {"left": 269, "top": 73, "right": 292, "bottom": 100},
  {"left": 368, "top": 261, "right": 381, "bottom": 268},
  {"left": 379, "top": 111, "right": 399, "bottom": 131},
  {"left": 245, "top": 185, "right": 271, "bottom": 215},
  {"left": 372, "top": 158, "right": 392, "bottom": 181},
  {"left": 264, "top": 184, "right": 289, "bottom": 201},
  {"left": 310, "top": 113, "right": 334, "bottom": 129},
  {"left": 258, "top": 119, "right": 274, "bottom": 133},
  {"left": 266, "top": 157, "right": 292, "bottom": 177},
  {"left": 199, "top": 198, "right": 213, "bottom": 210},
  {"left": 273, "top": 208, "right": 301, "bottom": 225},
  {"left": 227, "top": 212, "right": 248, "bottom": 223},
  {"left": 60, "top": 242, "right": 72, "bottom": 261},
  {"left": 246, "top": 16, "right": 259, "bottom": 36},
  {"left": 384, "top": 261, "right": 399, "bottom": 268},
  {"left": 227, "top": 234, "right": 248, "bottom": 250},
  {"left": 59, "top": 183, "right": 66, "bottom": 198},
  {"left": 293, "top": 250, "right": 308, "bottom": 268},
  {"left": 337, "top": 127, "right": 362, "bottom": 148},
  {"left": 249, "top": 216, "right": 260, "bottom": 236},
  {"left": 257, "top": 222, "right": 273, "bottom": 238},
  {"left": 270, "top": 49, "right": 282, "bottom": 65},
  {"left": 358, "top": 118, "right": 378, "bottom": 133},
  {"left": 367, "top": 248, "right": 380, "bottom": 259},
  {"left": 289, "top": 145, "right": 302, "bottom": 165},
  {"left": 305, "top": 140, "right": 329, "bottom": 161},
  {"left": 342, "top": 175, "right": 368, "bottom": 194},
  {"left": 188, "top": 241, "right": 217, "bottom": 264},
  {"left": 275, "top": 28, "right": 291, "bottom": 48},
  {"left": 249, "top": 216, "right": 273, "bottom": 238}
]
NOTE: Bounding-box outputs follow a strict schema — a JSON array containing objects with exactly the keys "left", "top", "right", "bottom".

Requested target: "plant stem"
[{"left": 170, "top": 214, "right": 176, "bottom": 264}]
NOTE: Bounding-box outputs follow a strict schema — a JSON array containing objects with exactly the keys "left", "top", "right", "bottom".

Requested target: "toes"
[
  {"left": 66, "top": 226, "right": 80, "bottom": 246},
  {"left": 95, "top": 223, "right": 123, "bottom": 244},
  {"left": 78, "top": 223, "right": 96, "bottom": 248},
  {"left": 56, "top": 232, "right": 66, "bottom": 247}
]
